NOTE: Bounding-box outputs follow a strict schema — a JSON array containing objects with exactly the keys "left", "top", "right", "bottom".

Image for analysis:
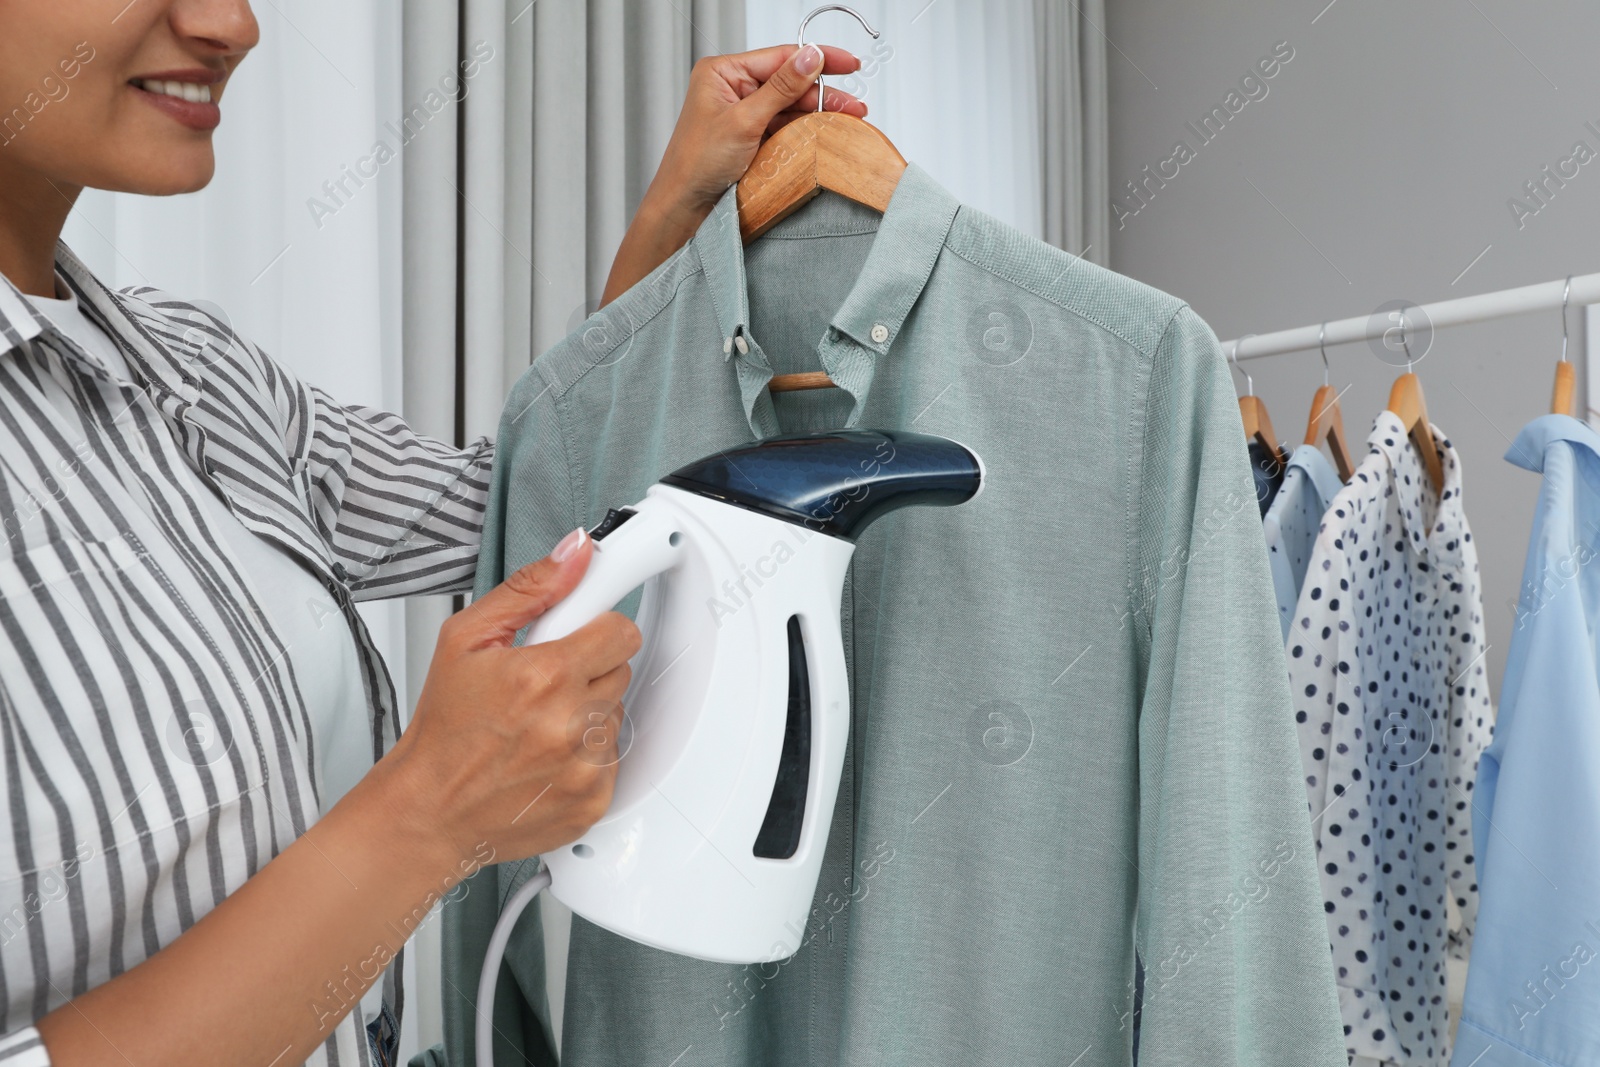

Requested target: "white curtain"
[
  {"left": 746, "top": 0, "right": 1107, "bottom": 261},
  {"left": 1036, "top": 0, "right": 1109, "bottom": 261}
]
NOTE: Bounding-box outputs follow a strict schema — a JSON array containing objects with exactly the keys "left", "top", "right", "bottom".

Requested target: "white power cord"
[{"left": 474, "top": 866, "right": 552, "bottom": 1067}]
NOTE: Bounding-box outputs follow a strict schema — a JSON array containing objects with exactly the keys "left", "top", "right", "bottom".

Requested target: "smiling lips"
[
  {"left": 129, "top": 71, "right": 224, "bottom": 131},
  {"left": 134, "top": 78, "right": 213, "bottom": 104}
]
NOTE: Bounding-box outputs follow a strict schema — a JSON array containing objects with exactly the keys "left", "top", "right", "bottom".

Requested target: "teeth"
[{"left": 135, "top": 78, "right": 212, "bottom": 104}]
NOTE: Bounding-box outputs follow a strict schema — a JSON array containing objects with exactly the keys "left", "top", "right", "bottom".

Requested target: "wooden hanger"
[
  {"left": 1386, "top": 371, "right": 1445, "bottom": 494},
  {"left": 1552, "top": 275, "right": 1577, "bottom": 416},
  {"left": 1230, "top": 346, "right": 1288, "bottom": 470},
  {"left": 1303, "top": 324, "right": 1356, "bottom": 481},
  {"left": 738, "top": 6, "right": 907, "bottom": 395},
  {"left": 1381, "top": 308, "right": 1445, "bottom": 493},
  {"left": 1241, "top": 394, "right": 1286, "bottom": 463},
  {"left": 1553, "top": 362, "right": 1576, "bottom": 417},
  {"left": 737, "top": 114, "right": 905, "bottom": 246}
]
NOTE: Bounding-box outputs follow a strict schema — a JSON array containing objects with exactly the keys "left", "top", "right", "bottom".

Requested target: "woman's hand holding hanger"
[{"left": 603, "top": 42, "right": 869, "bottom": 305}]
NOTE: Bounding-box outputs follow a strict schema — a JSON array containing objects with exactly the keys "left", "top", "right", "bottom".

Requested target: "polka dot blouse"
[{"left": 1286, "top": 410, "right": 1492, "bottom": 1067}]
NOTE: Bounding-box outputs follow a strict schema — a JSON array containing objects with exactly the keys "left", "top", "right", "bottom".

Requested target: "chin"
[{"left": 105, "top": 153, "right": 218, "bottom": 196}]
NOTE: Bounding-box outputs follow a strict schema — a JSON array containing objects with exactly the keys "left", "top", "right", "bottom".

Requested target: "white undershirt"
[
  {"left": 29, "top": 285, "right": 136, "bottom": 381},
  {"left": 25, "top": 281, "right": 375, "bottom": 813}
]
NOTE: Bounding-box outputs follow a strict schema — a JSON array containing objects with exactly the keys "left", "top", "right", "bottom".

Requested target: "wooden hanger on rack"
[
  {"left": 1230, "top": 346, "right": 1288, "bottom": 470},
  {"left": 1303, "top": 323, "right": 1356, "bottom": 481},
  {"left": 1382, "top": 309, "right": 1445, "bottom": 493},
  {"left": 1552, "top": 274, "right": 1576, "bottom": 416},
  {"left": 737, "top": 5, "right": 907, "bottom": 395}
]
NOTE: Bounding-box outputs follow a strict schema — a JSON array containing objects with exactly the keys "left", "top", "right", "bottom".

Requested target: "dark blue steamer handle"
[{"left": 661, "top": 429, "right": 983, "bottom": 541}]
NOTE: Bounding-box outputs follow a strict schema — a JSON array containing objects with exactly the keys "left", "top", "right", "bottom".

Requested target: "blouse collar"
[{"left": 1362, "top": 408, "right": 1467, "bottom": 565}]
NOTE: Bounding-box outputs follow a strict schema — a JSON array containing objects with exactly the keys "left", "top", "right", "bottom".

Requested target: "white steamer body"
[{"left": 525, "top": 484, "right": 855, "bottom": 964}]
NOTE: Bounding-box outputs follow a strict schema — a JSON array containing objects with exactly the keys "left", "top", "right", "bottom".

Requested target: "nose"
[{"left": 170, "top": 0, "right": 261, "bottom": 58}]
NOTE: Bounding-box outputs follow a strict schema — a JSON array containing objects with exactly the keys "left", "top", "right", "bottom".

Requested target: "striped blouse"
[{"left": 0, "top": 245, "right": 492, "bottom": 1066}]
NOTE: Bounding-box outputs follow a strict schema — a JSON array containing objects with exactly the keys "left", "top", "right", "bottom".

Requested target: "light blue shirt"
[
  {"left": 1451, "top": 414, "right": 1600, "bottom": 1067},
  {"left": 1261, "top": 444, "right": 1343, "bottom": 641}
]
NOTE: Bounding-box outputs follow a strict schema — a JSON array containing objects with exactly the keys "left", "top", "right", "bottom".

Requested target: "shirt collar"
[
  {"left": 1366, "top": 408, "right": 1465, "bottom": 563},
  {"left": 9, "top": 243, "right": 338, "bottom": 577},
  {"left": 0, "top": 261, "right": 58, "bottom": 354},
  {"left": 3, "top": 243, "right": 199, "bottom": 390},
  {"left": 1283, "top": 443, "right": 1344, "bottom": 507},
  {"left": 63, "top": 244, "right": 206, "bottom": 398},
  {"left": 1506, "top": 412, "right": 1600, "bottom": 473},
  {"left": 693, "top": 159, "right": 961, "bottom": 434}
]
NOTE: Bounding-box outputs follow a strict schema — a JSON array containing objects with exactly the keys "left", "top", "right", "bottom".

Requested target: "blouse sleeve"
[
  {"left": 259, "top": 353, "right": 495, "bottom": 601},
  {"left": 0, "top": 1028, "right": 52, "bottom": 1066}
]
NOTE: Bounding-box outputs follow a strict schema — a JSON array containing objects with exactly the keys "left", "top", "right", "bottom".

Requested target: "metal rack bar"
[{"left": 1222, "top": 271, "right": 1600, "bottom": 362}]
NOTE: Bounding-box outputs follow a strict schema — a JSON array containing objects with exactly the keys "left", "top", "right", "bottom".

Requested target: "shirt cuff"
[{"left": 0, "top": 1028, "right": 50, "bottom": 1066}]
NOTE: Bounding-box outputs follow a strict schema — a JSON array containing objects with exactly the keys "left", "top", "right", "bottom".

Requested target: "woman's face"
[{"left": 0, "top": 0, "right": 258, "bottom": 195}]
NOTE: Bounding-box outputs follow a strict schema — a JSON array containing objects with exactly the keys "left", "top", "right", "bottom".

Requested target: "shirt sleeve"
[
  {"left": 1129, "top": 306, "right": 1347, "bottom": 1067},
  {"left": 468, "top": 362, "right": 573, "bottom": 600},
  {"left": 1452, "top": 444, "right": 1599, "bottom": 1067},
  {"left": 1445, "top": 529, "right": 1492, "bottom": 962},
  {"left": 253, "top": 351, "right": 495, "bottom": 601},
  {"left": 0, "top": 1029, "right": 51, "bottom": 1066}
]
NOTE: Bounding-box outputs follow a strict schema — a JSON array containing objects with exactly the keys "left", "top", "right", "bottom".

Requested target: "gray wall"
[{"left": 1106, "top": 0, "right": 1600, "bottom": 692}]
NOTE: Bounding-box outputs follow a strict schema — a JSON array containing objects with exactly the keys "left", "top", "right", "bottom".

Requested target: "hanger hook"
[
  {"left": 797, "top": 4, "right": 880, "bottom": 114},
  {"left": 1395, "top": 307, "right": 1414, "bottom": 372},
  {"left": 1318, "top": 322, "right": 1329, "bottom": 386},
  {"left": 1560, "top": 273, "right": 1572, "bottom": 364},
  {"left": 1228, "top": 342, "right": 1254, "bottom": 397}
]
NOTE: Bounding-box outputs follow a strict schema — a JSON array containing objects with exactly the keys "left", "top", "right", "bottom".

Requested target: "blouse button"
[{"left": 870, "top": 323, "right": 889, "bottom": 344}]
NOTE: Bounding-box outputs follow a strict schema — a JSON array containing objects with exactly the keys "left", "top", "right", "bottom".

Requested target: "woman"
[{"left": 0, "top": 2, "right": 867, "bottom": 1064}]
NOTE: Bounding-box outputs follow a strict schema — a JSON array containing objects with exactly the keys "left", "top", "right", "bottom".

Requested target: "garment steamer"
[{"left": 473, "top": 429, "right": 981, "bottom": 1064}]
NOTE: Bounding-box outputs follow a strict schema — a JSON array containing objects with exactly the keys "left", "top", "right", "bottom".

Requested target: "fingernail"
[
  {"left": 552, "top": 526, "right": 587, "bottom": 562},
  {"left": 795, "top": 43, "right": 822, "bottom": 75}
]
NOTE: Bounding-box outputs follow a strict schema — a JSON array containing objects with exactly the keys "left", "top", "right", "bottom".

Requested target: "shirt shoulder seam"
[
  {"left": 1126, "top": 303, "right": 1190, "bottom": 660},
  {"left": 939, "top": 241, "right": 1154, "bottom": 355},
  {"left": 942, "top": 212, "right": 1180, "bottom": 358},
  {"left": 544, "top": 247, "right": 705, "bottom": 400}
]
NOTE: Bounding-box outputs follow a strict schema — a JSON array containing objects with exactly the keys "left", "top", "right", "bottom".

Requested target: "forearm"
[
  {"left": 600, "top": 188, "right": 717, "bottom": 307},
  {"left": 36, "top": 759, "right": 472, "bottom": 1067}
]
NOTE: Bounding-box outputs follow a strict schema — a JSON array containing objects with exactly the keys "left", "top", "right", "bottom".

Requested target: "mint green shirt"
[{"left": 433, "top": 163, "right": 1345, "bottom": 1067}]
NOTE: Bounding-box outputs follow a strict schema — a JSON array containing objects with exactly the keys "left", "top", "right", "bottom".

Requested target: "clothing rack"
[{"left": 1221, "top": 271, "right": 1600, "bottom": 361}]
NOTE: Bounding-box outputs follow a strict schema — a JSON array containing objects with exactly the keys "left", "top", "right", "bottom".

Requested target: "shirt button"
[{"left": 870, "top": 323, "right": 889, "bottom": 344}]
